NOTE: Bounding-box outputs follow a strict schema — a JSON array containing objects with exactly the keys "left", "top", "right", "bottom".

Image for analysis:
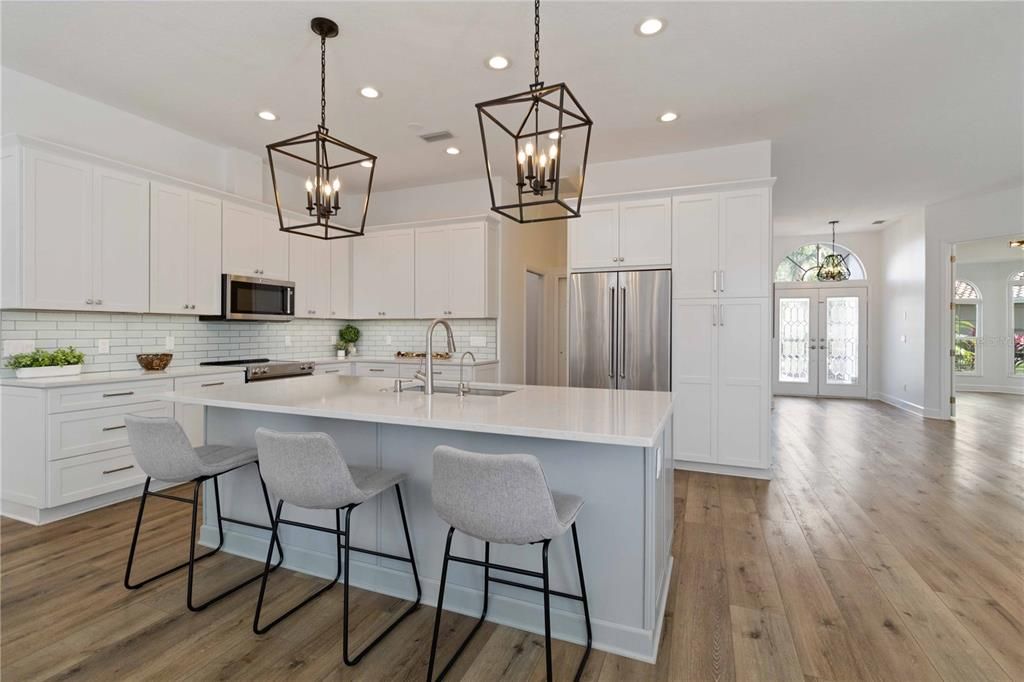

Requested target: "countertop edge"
[{"left": 0, "top": 365, "right": 246, "bottom": 389}]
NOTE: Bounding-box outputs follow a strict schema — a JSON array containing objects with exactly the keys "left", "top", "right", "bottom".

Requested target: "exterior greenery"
[{"left": 5, "top": 346, "right": 85, "bottom": 369}]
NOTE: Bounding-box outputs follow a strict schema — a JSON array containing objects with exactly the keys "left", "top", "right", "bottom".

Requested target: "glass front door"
[{"left": 774, "top": 287, "right": 868, "bottom": 398}]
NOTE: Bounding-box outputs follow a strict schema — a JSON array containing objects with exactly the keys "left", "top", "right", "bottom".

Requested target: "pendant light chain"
[
  {"left": 533, "top": 0, "right": 541, "bottom": 86},
  {"left": 320, "top": 33, "right": 327, "bottom": 129}
]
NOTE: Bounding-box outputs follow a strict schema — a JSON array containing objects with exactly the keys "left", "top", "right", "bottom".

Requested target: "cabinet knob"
[
  {"left": 190, "top": 304, "right": 196, "bottom": 310},
  {"left": 184, "top": 304, "right": 190, "bottom": 309},
  {"left": 95, "top": 299, "right": 102, "bottom": 305},
  {"left": 86, "top": 298, "right": 94, "bottom": 305}
]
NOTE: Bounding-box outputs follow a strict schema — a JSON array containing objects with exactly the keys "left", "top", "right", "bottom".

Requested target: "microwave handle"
[{"left": 287, "top": 288, "right": 294, "bottom": 315}]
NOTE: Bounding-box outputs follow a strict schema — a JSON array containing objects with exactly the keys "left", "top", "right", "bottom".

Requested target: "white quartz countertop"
[
  {"left": 163, "top": 374, "right": 672, "bottom": 447},
  {"left": 0, "top": 364, "right": 245, "bottom": 389},
  {"left": 311, "top": 356, "right": 498, "bottom": 367}
]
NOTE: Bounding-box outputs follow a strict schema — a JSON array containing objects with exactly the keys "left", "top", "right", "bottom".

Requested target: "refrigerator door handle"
[
  {"left": 608, "top": 285, "right": 616, "bottom": 378},
  {"left": 619, "top": 285, "right": 627, "bottom": 378}
]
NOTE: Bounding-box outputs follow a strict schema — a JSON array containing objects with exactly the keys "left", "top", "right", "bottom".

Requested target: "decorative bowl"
[{"left": 136, "top": 353, "right": 173, "bottom": 371}]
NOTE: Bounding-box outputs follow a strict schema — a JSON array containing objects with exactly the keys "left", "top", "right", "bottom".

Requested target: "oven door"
[{"left": 223, "top": 275, "right": 295, "bottom": 321}]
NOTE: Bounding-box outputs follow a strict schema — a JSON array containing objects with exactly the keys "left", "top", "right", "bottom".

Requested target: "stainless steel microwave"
[{"left": 200, "top": 274, "right": 295, "bottom": 322}]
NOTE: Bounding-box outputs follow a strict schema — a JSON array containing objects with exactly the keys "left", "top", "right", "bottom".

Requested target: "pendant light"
[
  {"left": 476, "top": 0, "right": 593, "bottom": 224},
  {"left": 817, "top": 220, "right": 851, "bottom": 281},
  {"left": 266, "top": 18, "right": 376, "bottom": 240}
]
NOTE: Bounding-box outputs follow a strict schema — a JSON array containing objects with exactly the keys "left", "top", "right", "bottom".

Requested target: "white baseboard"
[
  {"left": 873, "top": 393, "right": 925, "bottom": 417},
  {"left": 955, "top": 384, "right": 1024, "bottom": 396},
  {"left": 1, "top": 480, "right": 173, "bottom": 525},
  {"left": 672, "top": 460, "right": 774, "bottom": 480}
]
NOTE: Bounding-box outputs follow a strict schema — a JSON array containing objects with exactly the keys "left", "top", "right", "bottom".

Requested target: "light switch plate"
[
  {"left": 97, "top": 339, "right": 110, "bottom": 354},
  {"left": 2, "top": 340, "right": 34, "bottom": 357},
  {"left": 165, "top": 335, "right": 175, "bottom": 350},
  {"left": 470, "top": 336, "right": 487, "bottom": 348}
]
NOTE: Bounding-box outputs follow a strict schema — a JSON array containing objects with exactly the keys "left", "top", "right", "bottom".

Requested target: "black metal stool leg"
[
  {"left": 124, "top": 477, "right": 152, "bottom": 589},
  {"left": 541, "top": 539, "right": 553, "bottom": 682},
  {"left": 571, "top": 523, "right": 592, "bottom": 682}
]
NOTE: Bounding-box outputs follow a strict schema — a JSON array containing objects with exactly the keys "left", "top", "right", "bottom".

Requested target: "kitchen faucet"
[{"left": 414, "top": 318, "right": 456, "bottom": 395}]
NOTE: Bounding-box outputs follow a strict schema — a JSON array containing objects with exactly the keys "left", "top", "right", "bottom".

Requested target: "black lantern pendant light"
[
  {"left": 267, "top": 18, "right": 376, "bottom": 240},
  {"left": 817, "top": 220, "right": 851, "bottom": 281},
  {"left": 475, "top": 0, "right": 593, "bottom": 224}
]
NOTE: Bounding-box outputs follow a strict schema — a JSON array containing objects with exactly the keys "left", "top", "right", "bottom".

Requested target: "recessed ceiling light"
[
  {"left": 360, "top": 86, "right": 379, "bottom": 99},
  {"left": 360, "top": 160, "right": 373, "bottom": 168},
  {"left": 257, "top": 110, "right": 277, "bottom": 121},
  {"left": 638, "top": 18, "right": 664, "bottom": 36},
  {"left": 446, "top": 146, "right": 461, "bottom": 155},
  {"left": 487, "top": 55, "right": 509, "bottom": 70},
  {"left": 659, "top": 111, "right": 678, "bottom": 123}
]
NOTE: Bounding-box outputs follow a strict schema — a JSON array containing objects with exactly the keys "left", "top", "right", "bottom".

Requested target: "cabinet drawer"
[
  {"left": 398, "top": 364, "right": 463, "bottom": 381},
  {"left": 48, "top": 401, "right": 173, "bottom": 461},
  {"left": 47, "top": 379, "right": 173, "bottom": 414},
  {"left": 173, "top": 372, "right": 245, "bottom": 447},
  {"left": 353, "top": 362, "right": 400, "bottom": 378},
  {"left": 173, "top": 371, "right": 244, "bottom": 391},
  {"left": 314, "top": 363, "right": 352, "bottom": 376},
  {"left": 47, "top": 447, "right": 146, "bottom": 507}
]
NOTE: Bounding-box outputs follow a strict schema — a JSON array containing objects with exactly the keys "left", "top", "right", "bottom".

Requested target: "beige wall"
[{"left": 498, "top": 220, "right": 567, "bottom": 384}]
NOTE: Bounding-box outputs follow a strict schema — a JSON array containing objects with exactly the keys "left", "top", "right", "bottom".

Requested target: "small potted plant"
[
  {"left": 339, "top": 324, "right": 360, "bottom": 357},
  {"left": 5, "top": 346, "right": 86, "bottom": 379}
]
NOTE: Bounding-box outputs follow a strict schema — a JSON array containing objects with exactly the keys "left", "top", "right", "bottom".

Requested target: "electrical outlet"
[
  {"left": 903, "top": 384, "right": 908, "bottom": 392},
  {"left": 900, "top": 335, "right": 907, "bottom": 343},
  {"left": 164, "top": 335, "right": 175, "bottom": 350},
  {"left": 97, "top": 339, "right": 110, "bottom": 354},
  {"left": 3, "top": 340, "right": 34, "bottom": 357},
  {"left": 470, "top": 336, "right": 486, "bottom": 348},
  {"left": 285, "top": 335, "right": 292, "bottom": 347},
  {"left": 386, "top": 335, "right": 392, "bottom": 345}
]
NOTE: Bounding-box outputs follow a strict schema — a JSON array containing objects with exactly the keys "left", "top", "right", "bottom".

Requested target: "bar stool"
[
  {"left": 426, "top": 446, "right": 592, "bottom": 682},
  {"left": 252, "top": 427, "right": 421, "bottom": 666},
  {"left": 123, "top": 415, "right": 283, "bottom": 611}
]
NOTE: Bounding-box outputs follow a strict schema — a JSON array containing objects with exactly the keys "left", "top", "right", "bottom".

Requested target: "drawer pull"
[
  {"left": 102, "top": 464, "right": 135, "bottom": 475},
  {"left": 369, "top": 368, "right": 385, "bottom": 373},
  {"left": 102, "top": 424, "right": 128, "bottom": 432},
  {"left": 201, "top": 381, "right": 225, "bottom": 388},
  {"left": 102, "top": 391, "right": 135, "bottom": 398},
  {"left": 324, "top": 369, "right": 340, "bottom": 374}
]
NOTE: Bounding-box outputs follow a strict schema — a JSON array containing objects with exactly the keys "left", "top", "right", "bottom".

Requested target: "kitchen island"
[{"left": 164, "top": 374, "right": 674, "bottom": 662}]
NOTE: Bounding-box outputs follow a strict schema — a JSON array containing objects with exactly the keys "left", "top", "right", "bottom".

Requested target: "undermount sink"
[{"left": 394, "top": 384, "right": 519, "bottom": 397}]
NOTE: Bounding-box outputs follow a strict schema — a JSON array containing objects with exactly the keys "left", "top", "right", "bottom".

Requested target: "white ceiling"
[
  {"left": 956, "top": 236, "right": 1024, "bottom": 264},
  {"left": 2, "top": 1, "right": 1021, "bottom": 235}
]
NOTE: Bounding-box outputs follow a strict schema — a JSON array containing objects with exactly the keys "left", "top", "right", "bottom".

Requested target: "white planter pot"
[
  {"left": 336, "top": 350, "right": 346, "bottom": 359},
  {"left": 14, "top": 364, "right": 84, "bottom": 379}
]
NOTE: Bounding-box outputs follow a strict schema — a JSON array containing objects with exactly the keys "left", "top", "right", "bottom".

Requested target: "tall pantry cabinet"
[{"left": 671, "top": 184, "right": 773, "bottom": 475}]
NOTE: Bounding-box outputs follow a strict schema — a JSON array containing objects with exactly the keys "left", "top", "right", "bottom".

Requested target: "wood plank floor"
[{"left": 2, "top": 393, "right": 1022, "bottom": 680}]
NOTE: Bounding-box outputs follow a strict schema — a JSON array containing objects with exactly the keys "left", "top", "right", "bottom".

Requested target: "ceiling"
[
  {"left": 2, "top": 2, "right": 1021, "bottom": 235},
  {"left": 956, "top": 236, "right": 1024, "bottom": 264}
]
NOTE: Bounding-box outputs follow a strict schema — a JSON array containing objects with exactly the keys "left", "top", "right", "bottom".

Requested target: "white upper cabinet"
[
  {"left": 672, "top": 186, "right": 771, "bottom": 300},
  {"left": 92, "top": 168, "right": 150, "bottom": 312},
  {"left": 413, "top": 221, "right": 497, "bottom": 319},
  {"left": 150, "top": 184, "right": 222, "bottom": 315},
  {"left": 221, "top": 202, "right": 289, "bottom": 281},
  {"left": 352, "top": 229, "right": 415, "bottom": 318},
  {"left": 569, "top": 198, "right": 671, "bottom": 271},
  {"left": 329, "top": 239, "right": 351, "bottom": 319},
  {"left": 288, "top": 232, "right": 331, "bottom": 318}
]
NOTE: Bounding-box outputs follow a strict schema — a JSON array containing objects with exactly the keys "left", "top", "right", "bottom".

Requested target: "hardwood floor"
[{"left": 2, "top": 393, "right": 1021, "bottom": 680}]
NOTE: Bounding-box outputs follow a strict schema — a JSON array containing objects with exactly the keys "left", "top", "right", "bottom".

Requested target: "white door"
[
  {"left": 672, "top": 299, "right": 717, "bottom": 463},
  {"left": 22, "top": 150, "right": 94, "bottom": 310},
  {"left": 817, "top": 288, "right": 868, "bottom": 398},
  {"left": 379, "top": 231, "right": 415, "bottom": 317},
  {"left": 672, "top": 193, "right": 719, "bottom": 299},
  {"left": 93, "top": 168, "right": 149, "bottom": 312},
  {"left": 288, "top": 232, "right": 313, "bottom": 317},
  {"left": 149, "top": 183, "right": 190, "bottom": 314},
  {"left": 717, "top": 299, "right": 770, "bottom": 468},
  {"left": 329, "top": 239, "right": 351, "bottom": 318},
  {"left": 569, "top": 202, "right": 619, "bottom": 269},
  {"left": 221, "top": 203, "right": 262, "bottom": 276},
  {"left": 774, "top": 289, "right": 819, "bottom": 397},
  {"left": 309, "top": 242, "right": 331, "bottom": 318},
  {"left": 188, "top": 193, "right": 223, "bottom": 316},
  {"left": 718, "top": 188, "right": 770, "bottom": 298},
  {"left": 448, "top": 224, "right": 488, "bottom": 317},
  {"left": 414, "top": 225, "right": 450, "bottom": 318},
  {"left": 260, "top": 212, "right": 290, "bottom": 281},
  {"left": 618, "top": 197, "right": 671, "bottom": 268}
]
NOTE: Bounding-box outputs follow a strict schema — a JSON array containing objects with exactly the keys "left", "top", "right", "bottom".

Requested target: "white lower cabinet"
[
  {"left": 672, "top": 298, "right": 770, "bottom": 471},
  {"left": 314, "top": 362, "right": 353, "bottom": 376},
  {"left": 353, "top": 362, "right": 401, "bottom": 378},
  {"left": 173, "top": 372, "right": 246, "bottom": 446}
]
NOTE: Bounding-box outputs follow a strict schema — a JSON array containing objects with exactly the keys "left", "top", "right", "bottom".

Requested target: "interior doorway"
[
  {"left": 774, "top": 285, "right": 868, "bottom": 398},
  {"left": 524, "top": 270, "right": 544, "bottom": 385}
]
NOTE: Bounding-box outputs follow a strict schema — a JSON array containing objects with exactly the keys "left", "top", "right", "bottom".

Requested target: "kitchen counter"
[
  {"left": 0, "top": 364, "right": 245, "bottom": 389},
  {"left": 163, "top": 374, "right": 674, "bottom": 663}
]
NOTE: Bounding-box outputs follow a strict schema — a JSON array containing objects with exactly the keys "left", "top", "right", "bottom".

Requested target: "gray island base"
[{"left": 165, "top": 375, "right": 674, "bottom": 662}]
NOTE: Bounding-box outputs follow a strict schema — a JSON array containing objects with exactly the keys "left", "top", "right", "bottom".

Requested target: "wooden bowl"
[{"left": 136, "top": 353, "right": 173, "bottom": 371}]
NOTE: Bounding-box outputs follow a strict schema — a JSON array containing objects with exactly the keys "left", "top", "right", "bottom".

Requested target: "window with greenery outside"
[
  {"left": 1011, "top": 272, "right": 1024, "bottom": 376},
  {"left": 953, "top": 280, "right": 980, "bottom": 374}
]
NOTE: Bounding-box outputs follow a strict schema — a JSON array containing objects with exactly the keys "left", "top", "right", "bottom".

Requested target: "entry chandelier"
[
  {"left": 475, "top": 0, "right": 593, "bottom": 223},
  {"left": 817, "top": 220, "right": 851, "bottom": 281},
  {"left": 266, "top": 18, "right": 376, "bottom": 240}
]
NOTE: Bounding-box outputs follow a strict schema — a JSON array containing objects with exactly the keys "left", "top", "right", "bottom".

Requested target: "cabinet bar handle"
[
  {"left": 102, "top": 464, "right": 135, "bottom": 475},
  {"left": 712, "top": 305, "right": 717, "bottom": 327},
  {"left": 201, "top": 381, "right": 224, "bottom": 388},
  {"left": 720, "top": 271, "right": 725, "bottom": 292},
  {"left": 369, "top": 368, "right": 384, "bottom": 372},
  {"left": 102, "top": 424, "right": 127, "bottom": 432},
  {"left": 102, "top": 391, "right": 134, "bottom": 397},
  {"left": 713, "top": 270, "right": 718, "bottom": 293},
  {"left": 324, "top": 369, "right": 339, "bottom": 374},
  {"left": 720, "top": 304, "right": 725, "bottom": 326}
]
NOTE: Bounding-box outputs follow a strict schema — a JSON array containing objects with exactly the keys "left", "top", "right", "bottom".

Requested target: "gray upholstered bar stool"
[
  {"left": 252, "top": 428, "right": 421, "bottom": 666},
  {"left": 426, "top": 446, "right": 592, "bottom": 682},
  {"left": 122, "top": 415, "right": 283, "bottom": 611}
]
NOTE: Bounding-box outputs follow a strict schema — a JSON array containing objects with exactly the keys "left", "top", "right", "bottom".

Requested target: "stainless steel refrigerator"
[{"left": 568, "top": 269, "right": 671, "bottom": 391}]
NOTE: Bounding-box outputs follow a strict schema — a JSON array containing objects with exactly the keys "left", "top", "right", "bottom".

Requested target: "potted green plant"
[
  {"left": 5, "top": 346, "right": 86, "bottom": 379},
  {"left": 339, "top": 324, "right": 360, "bottom": 357}
]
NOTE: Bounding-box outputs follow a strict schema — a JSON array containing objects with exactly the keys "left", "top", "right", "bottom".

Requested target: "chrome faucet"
[
  {"left": 458, "top": 351, "right": 476, "bottom": 397},
  {"left": 414, "top": 318, "right": 456, "bottom": 395}
]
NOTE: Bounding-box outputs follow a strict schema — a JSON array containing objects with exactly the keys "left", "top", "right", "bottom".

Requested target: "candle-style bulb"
[
  {"left": 524, "top": 142, "right": 534, "bottom": 156},
  {"left": 549, "top": 144, "right": 558, "bottom": 159},
  {"left": 305, "top": 177, "right": 314, "bottom": 192},
  {"left": 539, "top": 153, "right": 547, "bottom": 168},
  {"left": 518, "top": 150, "right": 526, "bottom": 165},
  {"left": 332, "top": 178, "right": 341, "bottom": 191},
  {"left": 323, "top": 183, "right": 332, "bottom": 196}
]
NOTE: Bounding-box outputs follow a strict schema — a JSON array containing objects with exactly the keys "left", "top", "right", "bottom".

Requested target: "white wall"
[
  {"left": 772, "top": 230, "right": 882, "bottom": 396},
  {"left": 954, "top": 259, "right": 1024, "bottom": 394},
  {"left": 923, "top": 182, "right": 1024, "bottom": 417},
  {"left": 877, "top": 210, "right": 928, "bottom": 413}
]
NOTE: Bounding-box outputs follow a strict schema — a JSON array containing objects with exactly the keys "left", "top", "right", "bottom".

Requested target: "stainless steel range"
[{"left": 199, "top": 358, "right": 314, "bottom": 382}]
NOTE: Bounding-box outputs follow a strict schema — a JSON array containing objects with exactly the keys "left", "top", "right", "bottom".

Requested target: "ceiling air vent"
[
  {"left": 419, "top": 130, "right": 454, "bottom": 143},
  {"left": 872, "top": 220, "right": 886, "bottom": 225}
]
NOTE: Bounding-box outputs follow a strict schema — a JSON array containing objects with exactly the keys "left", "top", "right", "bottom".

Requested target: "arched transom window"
[{"left": 775, "top": 243, "right": 866, "bottom": 282}]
